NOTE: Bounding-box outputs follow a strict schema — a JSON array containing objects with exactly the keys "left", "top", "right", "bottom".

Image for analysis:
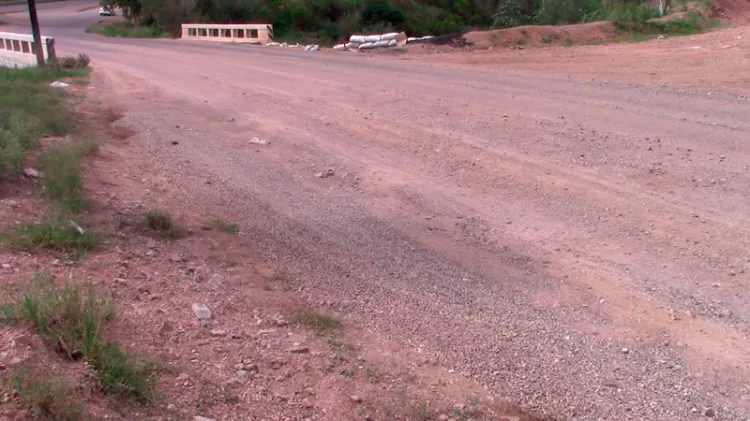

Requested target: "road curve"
[{"left": 3, "top": 3, "right": 750, "bottom": 419}]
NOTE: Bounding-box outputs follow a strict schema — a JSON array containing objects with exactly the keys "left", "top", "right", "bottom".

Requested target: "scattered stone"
[
  {"left": 250, "top": 137, "right": 271, "bottom": 145},
  {"left": 236, "top": 369, "right": 248, "bottom": 377},
  {"left": 172, "top": 141, "right": 179, "bottom": 145},
  {"left": 136, "top": 282, "right": 150, "bottom": 293},
  {"left": 275, "top": 318, "right": 288, "bottom": 327},
  {"left": 1, "top": 264, "right": 11, "bottom": 270},
  {"left": 210, "top": 329, "right": 227, "bottom": 337},
  {"left": 49, "top": 81, "right": 70, "bottom": 88},
  {"left": 69, "top": 221, "right": 85, "bottom": 235},
  {"left": 290, "top": 345, "right": 310, "bottom": 354},
  {"left": 350, "top": 395, "right": 362, "bottom": 403},
  {"left": 113, "top": 278, "right": 128, "bottom": 286},
  {"left": 23, "top": 168, "right": 43, "bottom": 178},
  {"left": 194, "top": 417, "right": 216, "bottom": 421},
  {"left": 453, "top": 404, "right": 466, "bottom": 411},
  {"left": 192, "top": 303, "right": 212, "bottom": 320},
  {"left": 621, "top": 347, "right": 630, "bottom": 354},
  {"left": 703, "top": 407, "right": 716, "bottom": 417},
  {"left": 438, "top": 414, "right": 450, "bottom": 421},
  {"left": 314, "top": 169, "right": 335, "bottom": 179}
]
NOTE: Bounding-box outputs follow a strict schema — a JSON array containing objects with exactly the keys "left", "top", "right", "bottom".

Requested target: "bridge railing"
[
  {"left": 0, "top": 32, "right": 56, "bottom": 68},
  {"left": 180, "top": 24, "right": 273, "bottom": 44}
]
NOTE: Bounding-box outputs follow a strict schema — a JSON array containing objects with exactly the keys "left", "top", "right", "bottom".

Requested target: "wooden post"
[
  {"left": 45, "top": 37, "right": 56, "bottom": 61},
  {"left": 26, "top": 0, "right": 45, "bottom": 67}
]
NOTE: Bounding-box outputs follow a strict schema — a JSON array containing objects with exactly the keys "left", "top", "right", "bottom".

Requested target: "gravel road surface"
[{"left": 3, "top": 3, "right": 750, "bottom": 419}]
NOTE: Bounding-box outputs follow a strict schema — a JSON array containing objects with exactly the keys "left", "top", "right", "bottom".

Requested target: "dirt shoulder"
[
  {"left": 0, "top": 68, "right": 542, "bottom": 421},
  {"left": 401, "top": 23, "right": 750, "bottom": 94}
]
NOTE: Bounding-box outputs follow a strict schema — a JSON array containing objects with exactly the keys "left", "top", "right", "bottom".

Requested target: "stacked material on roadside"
[
  {"left": 406, "top": 35, "right": 435, "bottom": 44},
  {"left": 334, "top": 32, "right": 407, "bottom": 51}
]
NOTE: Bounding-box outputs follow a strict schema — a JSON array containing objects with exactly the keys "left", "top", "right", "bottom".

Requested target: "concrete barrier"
[
  {"left": 0, "top": 32, "right": 56, "bottom": 68},
  {"left": 180, "top": 24, "right": 273, "bottom": 44}
]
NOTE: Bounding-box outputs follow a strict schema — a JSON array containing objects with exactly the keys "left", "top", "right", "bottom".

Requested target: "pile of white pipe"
[{"left": 406, "top": 35, "right": 435, "bottom": 43}]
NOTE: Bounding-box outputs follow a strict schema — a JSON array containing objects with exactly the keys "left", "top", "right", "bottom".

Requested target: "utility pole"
[{"left": 27, "top": 0, "right": 45, "bottom": 67}]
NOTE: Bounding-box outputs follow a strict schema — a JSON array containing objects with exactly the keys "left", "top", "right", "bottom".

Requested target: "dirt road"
[{"left": 3, "top": 2, "right": 750, "bottom": 419}]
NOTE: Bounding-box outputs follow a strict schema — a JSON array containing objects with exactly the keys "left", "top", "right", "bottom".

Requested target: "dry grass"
[
  {"left": 293, "top": 306, "right": 342, "bottom": 332},
  {"left": 8, "top": 364, "right": 88, "bottom": 421},
  {"left": 144, "top": 209, "right": 184, "bottom": 238}
]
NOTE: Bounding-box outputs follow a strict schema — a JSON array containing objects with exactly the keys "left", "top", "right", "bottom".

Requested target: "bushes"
[
  {"left": 105, "top": 0, "right": 709, "bottom": 43},
  {"left": 609, "top": 2, "right": 660, "bottom": 31},
  {"left": 109, "top": 0, "right": 469, "bottom": 41},
  {"left": 360, "top": 0, "right": 406, "bottom": 27}
]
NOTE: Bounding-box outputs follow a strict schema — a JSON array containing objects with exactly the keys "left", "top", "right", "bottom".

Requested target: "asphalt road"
[{"left": 3, "top": 2, "right": 750, "bottom": 420}]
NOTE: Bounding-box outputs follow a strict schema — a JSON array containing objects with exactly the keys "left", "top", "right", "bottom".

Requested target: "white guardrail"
[
  {"left": 180, "top": 24, "right": 273, "bottom": 44},
  {"left": 0, "top": 32, "right": 56, "bottom": 68}
]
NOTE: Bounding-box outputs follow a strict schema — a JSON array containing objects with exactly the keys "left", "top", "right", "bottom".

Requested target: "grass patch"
[
  {"left": 650, "top": 12, "right": 703, "bottom": 35},
  {"left": 4, "top": 217, "right": 99, "bottom": 259},
  {"left": 610, "top": 5, "right": 708, "bottom": 38},
  {"left": 412, "top": 402, "right": 435, "bottom": 421},
  {"left": 609, "top": 3, "right": 661, "bottom": 32},
  {"left": 144, "top": 209, "right": 182, "bottom": 238},
  {"left": 541, "top": 31, "right": 560, "bottom": 43},
  {"left": 86, "top": 22, "right": 171, "bottom": 38},
  {"left": 49, "top": 54, "right": 91, "bottom": 70},
  {"left": 1, "top": 279, "right": 155, "bottom": 403},
  {"left": 9, "top": 364, "right": 88, "bottom": 421},
  {"left": 209, "top": 218, "right": 238, "bottom": 234},
  {"left": 37, "top": 142, "right": 94, "bottom": 212},
  {"left": 293, "top": 306, "right": 342, "bottom": 333},
  {"left": 0, "top": 67, "right": 89, "bottom": 179},
  {"left": 515, "top": 37, "right": 528, "bottom": 46}
]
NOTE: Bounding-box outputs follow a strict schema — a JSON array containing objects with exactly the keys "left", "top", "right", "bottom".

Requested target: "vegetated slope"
[{"left": 104, "top": 0, "right": 697, "bottom": 44}]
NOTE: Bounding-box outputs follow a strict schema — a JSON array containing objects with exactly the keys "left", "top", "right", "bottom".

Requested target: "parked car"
[{"left": 98, "top": 6, "right": 115, "bottom": 16}]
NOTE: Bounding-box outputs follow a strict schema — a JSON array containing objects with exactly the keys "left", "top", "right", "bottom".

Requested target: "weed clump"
[
  {"left": 1, "top": 279, "right": 155, "bottom": 403},
  {"left": 5, "top": 217, "right": 99, "bottom": 259},
  {"left": 293, "top": 306, "right": 342, "bottom": 332},
  {"left": 9, "top": 364, "right": 87, "bottom": 421},
  {"left": 209, "top": 218, "right": 238, "bottom": 234}
]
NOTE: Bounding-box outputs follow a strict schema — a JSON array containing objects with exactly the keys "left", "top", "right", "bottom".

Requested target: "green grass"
[
  {"left": 610, "top": 5, "right": 707, "bottom": 38},
  {"left": 293, "top": 306, "right": 342, "bottom": 333},
  {"left": 37, "top": 144, "right": 93, "bottom": 212},
  {"left": 4, "top": 217, "right": 100, "bottom": 259},
  {"left": 1, "top": 279, "right": 155, "bottom": 403},
  {"left": 209, "top": 218, "right": 238, "bottom": 234},
  {"left": 0, "top": 67, "right": 89, "bottom": 180},
  {"left": 649, "top": 12, "right": 703, "bottom": 35},
  {"left": 9, "top": 364, "right": 88, "bottom": 421},
  {"left": 86, "top": 22, "right": 171, "bottom": 38},
  {"left": 609, "top": 3, "right": 661, "bottom": 32}
]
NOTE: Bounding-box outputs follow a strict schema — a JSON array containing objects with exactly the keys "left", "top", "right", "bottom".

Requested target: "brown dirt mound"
[
  {"left": 464, "top": 21, "right": 618, "bottom": 49},
  {"left": 711, "top": 0, "right": 750, "bottom": 22}
]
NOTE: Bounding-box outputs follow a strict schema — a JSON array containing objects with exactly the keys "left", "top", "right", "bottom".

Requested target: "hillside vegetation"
[{"left": 104, "top": 0, "right": 706, "bottom": 44}]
